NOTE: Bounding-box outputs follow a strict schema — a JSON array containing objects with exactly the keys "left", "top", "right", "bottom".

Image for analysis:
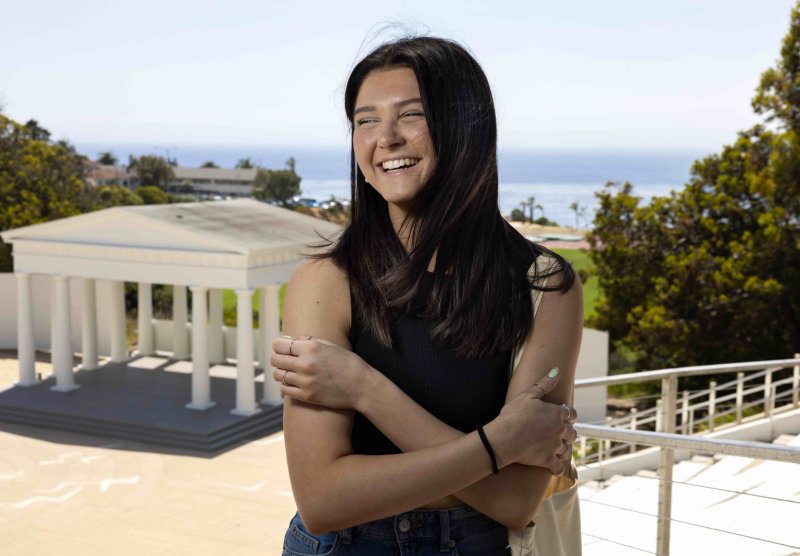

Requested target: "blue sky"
[{"left": 1, "top": 0, "right": 796, "bottom": 150}]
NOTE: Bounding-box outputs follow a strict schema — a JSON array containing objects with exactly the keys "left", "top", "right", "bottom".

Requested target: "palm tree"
[
  {"left": 569, "top": 201, "right": 588, "bottom": 229},
  {"left": 519, "top": 200, "right": 531, "bottom": 222}
]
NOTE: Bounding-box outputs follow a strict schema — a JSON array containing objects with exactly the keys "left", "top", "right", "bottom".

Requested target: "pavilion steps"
[
  {"left": 0, "top": 361, "right": 284, "bottom": 453},
  {"left": 0, "top": 401, "right": 283, "bottom": 452}
]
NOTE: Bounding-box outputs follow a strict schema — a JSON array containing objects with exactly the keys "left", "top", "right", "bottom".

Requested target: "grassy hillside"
[{"left": 222, "top": 249, "right": 598, "bottom": 324}]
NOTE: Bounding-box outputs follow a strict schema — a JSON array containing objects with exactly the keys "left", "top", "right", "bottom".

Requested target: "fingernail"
[
  {"left": 548, "top": 367, "right": 560, "bottom": 378},
  {"left": 280, "top": 335, "right": 293, "bottom": 339}
]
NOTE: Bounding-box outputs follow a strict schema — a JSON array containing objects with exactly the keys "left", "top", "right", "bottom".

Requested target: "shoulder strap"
[{"left": 510, "top": 254, "right": 561, "bottom": 374}]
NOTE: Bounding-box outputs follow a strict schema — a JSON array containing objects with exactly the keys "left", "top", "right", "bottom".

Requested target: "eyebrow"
[{"left": 353, "top": 97, "right": 423, "bottom": 116}]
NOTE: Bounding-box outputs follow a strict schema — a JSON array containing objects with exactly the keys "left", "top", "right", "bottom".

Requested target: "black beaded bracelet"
[{"left": 476, "top": 425, "right": 500, "bottom": 475}]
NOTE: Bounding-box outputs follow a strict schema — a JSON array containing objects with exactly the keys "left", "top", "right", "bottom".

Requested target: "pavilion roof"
[{"left": 1, "top": 199, "right": 342, "bottom": 288}]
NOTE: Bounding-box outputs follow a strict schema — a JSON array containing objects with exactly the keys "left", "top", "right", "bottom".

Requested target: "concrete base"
[
  {"left": 0, "top": 356, "right": 283, "bottom": 452},
  {"left": 231, "top": 407, "right": 262, "bottom": 417},
  {"left": 186, "top": 401, "right": 217, "bottom": 411},
  {"left": 50, "top": 384, "right": 81, "bottom": 393}
]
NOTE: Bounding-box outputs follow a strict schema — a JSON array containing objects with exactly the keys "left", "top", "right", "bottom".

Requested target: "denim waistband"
[{"left": 338, "top": 505, "right": 501, "bottom": 551}]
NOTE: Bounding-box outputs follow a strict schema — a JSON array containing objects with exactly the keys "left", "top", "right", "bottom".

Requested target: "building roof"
[
  {"left": 85, "top": 162, "right": 133, "bottom": 182},
  {"left": 173, "top": 167, "right": 258, "bottom": 182},
  {"left": 1, "top": 199, "right": 342, "bottom": 288}
]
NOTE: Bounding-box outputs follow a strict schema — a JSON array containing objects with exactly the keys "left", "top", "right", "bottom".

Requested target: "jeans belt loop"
[
  {"left": 337, "top": 526, "right": 352, "bottom": 545},
  {"left": 439, "top": 509, "right": 450, "bottom": 552}
]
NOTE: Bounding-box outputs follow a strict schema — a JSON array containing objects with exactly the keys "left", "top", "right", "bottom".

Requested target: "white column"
[
  {"left": 186, "top": 286, "right": 215, "bottom": 410},
  {"left": 258, "top": 288, "right": 267, "bottom": 365},
  {"left": 232, "top": 289, "right": 260, "bottom": 416},
  {"left": 172, "top": 285, "right": 189, "bottom": 359},
  {"left": 51, "top": 275, "right": 79, "bottom": 392},
  {"left": 137, "top": 282, "right": 154, "bottom": 356},
  {"left": 208, "top": 288, "right": 225, "bottom": 364},
  {"left": 50, "top": 282, "right": 56, "bottom": 353},
  {"left": 261, "top": 283, "right": 282, "bottom": 404},
  {"left": 81, "top": 278, "right": 98, "bottom": 370},
  {"left": 16, "top": 272, "right": 37, "bottom": 386},
  {"left": 109, "top": 280, "right": 127, "bottom": 362}
]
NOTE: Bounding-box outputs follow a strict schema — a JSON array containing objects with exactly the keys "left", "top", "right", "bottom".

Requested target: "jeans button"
[
  {"left": 398, "top": 518, "right": 411, "bottom": 532},
  {"left": 448, "top": 539, "right": 456, "bottom": 547}
]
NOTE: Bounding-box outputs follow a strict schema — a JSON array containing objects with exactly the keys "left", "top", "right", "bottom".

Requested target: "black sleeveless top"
[{"left": 348, "top": 273, "right": 511, "bottom": 455}]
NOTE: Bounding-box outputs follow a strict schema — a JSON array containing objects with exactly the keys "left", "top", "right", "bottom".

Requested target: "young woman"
[{"left": 270, "top": 36, "right": 583, "bottom": 555}]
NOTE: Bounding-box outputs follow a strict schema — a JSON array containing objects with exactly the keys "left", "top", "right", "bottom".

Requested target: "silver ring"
[
  {"left": 282, "top": 370, "right": 289, "bottom": 386},
  {"left": 557, "top": 440, "right": 570, "bottom": 460}
]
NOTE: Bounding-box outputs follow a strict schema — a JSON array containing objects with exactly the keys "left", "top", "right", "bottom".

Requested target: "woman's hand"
[
  {"left": 270, "top": 335, "right": 374, "bottom": 411},
  {"left": 492, "top": 369, "right": 578, "bottom": 475}
]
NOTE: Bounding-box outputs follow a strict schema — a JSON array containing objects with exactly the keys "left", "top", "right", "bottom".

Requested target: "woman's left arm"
[{"left": 274, "top": 272, "right": 583, "bottom": 530}]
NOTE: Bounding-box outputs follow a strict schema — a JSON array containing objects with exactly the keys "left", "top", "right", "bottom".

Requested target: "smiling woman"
[{"left": 270, "top": 36, "right": 583, "bottom": 556}]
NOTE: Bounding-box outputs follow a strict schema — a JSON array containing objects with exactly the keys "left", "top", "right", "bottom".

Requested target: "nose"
[{"left": 377, "top": 120, "right": 405, "bottom": 149}]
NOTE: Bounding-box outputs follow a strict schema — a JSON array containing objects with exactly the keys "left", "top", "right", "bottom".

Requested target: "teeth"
[{"left": 382, "top": 158, "right": 419, "bottom": 170}]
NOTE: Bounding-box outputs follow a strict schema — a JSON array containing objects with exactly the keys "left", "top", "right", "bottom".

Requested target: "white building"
[{"left": 167, "top": 167, "right": 258, "bottom": 198}]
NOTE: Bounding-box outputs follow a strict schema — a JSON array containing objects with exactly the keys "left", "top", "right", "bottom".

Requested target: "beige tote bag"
[{"left": 507, "top": 255, "right": 582, "bottom": 556}]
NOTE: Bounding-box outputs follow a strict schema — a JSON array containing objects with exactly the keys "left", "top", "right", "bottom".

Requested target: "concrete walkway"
[{"left": 0, "top": 356, "right": 296, "bottom": 555}]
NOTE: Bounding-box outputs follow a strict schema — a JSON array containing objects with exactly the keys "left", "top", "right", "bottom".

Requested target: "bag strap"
[{"left": 510, "top": 254, "right": 560, "bottom": 374}]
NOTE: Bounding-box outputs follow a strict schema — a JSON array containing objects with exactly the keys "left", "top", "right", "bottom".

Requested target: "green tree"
[
  {"left": 751, "top": 5, "right": 800, "bottom": 133},
  {"left": 24, "top": 119, "right": 51, "bottom": 142},
  {"left": 97, "top": 151, "right": 117, "bottom": 165},
  {"left": 510, "top": 208, "right": 527, "bottom": 222},
  {"left": 236, "top": 157, "right": 255, "bottom": 169},
  {"left": 200, "top": 160, "right": 219, "bottom": 168},
  {"left": 589, "top": 5, "right": 800, "bottom": 368},
  {"left": 136, "top": 185, "right": 169, "bottom": 205},
  {"left": 0, "top": 113, "right": 90, "bottom": 271},
  {"left": 127, "top": 154, "right": 175, "bottom": 189},
  {"left": 252, "top": 159, "right": 302, "bottom": 207},
  {"left": 534, "top": 216, "right": 559, "bottom": 227},
  {"left": 90, "top": 185, "right": 144, "bottom": 210}
]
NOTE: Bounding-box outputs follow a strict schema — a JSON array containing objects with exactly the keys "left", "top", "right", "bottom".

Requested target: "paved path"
[{"left": 0, "top": 357, "right": 296, "bottom": 555}]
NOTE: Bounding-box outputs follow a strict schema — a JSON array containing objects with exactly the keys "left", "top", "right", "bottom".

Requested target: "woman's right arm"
[{"left": 282, "top": 258, "right": 547, "bottom": 534}]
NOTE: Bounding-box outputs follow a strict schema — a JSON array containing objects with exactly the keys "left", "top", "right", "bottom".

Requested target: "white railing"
[
  {"left": 575, "top": 358, "right": 800, "bottom": 465},
  {"left": 573, "top": 356, "right": 800, "bottom": 556}
]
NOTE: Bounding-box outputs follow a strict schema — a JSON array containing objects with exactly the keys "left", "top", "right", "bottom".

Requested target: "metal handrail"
[
  {"left": 573, "top": 356, "right": 800, "bottom": 555},
  {"left": 574, "top": 359, "right": 799, "bottom": 388},
  {"left": 575, "top": 423, "right": 800, "bottom": 463}
]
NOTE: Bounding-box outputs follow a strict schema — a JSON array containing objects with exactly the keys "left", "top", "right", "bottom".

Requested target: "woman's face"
[{"left": 352, "top": 67, "right": 436, "bottom": 214}]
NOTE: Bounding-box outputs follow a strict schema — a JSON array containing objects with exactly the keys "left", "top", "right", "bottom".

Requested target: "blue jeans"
[{"left": 282, "top": 506, "right": 510, "bottom": 555}]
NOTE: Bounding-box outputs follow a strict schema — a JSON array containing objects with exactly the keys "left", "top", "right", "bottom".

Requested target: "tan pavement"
[{"left": 0, "top": 356, "right": 296, "bottom": 555}]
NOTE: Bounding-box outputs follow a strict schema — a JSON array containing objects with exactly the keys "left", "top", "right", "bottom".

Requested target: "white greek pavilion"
[{"left": 0, "top": 198, "right": 341, "bottom": 418}]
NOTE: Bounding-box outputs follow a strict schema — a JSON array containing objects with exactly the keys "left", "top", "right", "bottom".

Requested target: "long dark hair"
[{"left": 325, "top": 36, "right": 575, "bottom": 359}]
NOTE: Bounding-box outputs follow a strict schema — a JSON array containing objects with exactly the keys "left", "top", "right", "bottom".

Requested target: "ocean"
[{"left": 76, "top": 143, "right": 709, "bottom": 229}]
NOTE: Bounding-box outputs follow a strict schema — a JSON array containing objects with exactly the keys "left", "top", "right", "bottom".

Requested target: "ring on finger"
[
  {"left": 289, "top": 340, "right": 295, "bottom": 357},
  {"left": 282, "top": 370, "right": 289, "bottom": 386}
]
